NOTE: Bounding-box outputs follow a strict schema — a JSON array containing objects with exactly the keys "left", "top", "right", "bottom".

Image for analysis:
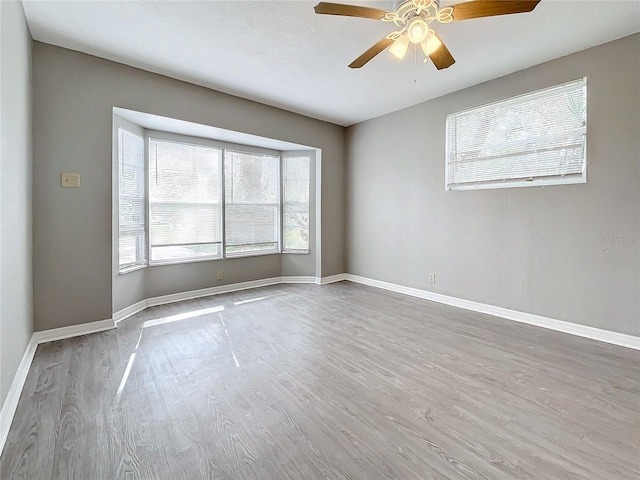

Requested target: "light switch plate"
[{"left": 61, "top": 173, "right": 80, "bottom": 188}]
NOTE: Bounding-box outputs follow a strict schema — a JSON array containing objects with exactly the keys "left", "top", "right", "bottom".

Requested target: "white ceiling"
[{"left": 22, "top": 0, "right": 640, "bottom": 127}]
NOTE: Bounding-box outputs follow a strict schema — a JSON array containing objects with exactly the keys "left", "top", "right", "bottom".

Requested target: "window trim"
[
  {"left": 140, "top": 130, "right": 294, "bottom": 267},
  {"left": 114, "top": 115, "right": 316, "bottom": 276},
  {"left": 146, "top": 133, "right": 224, "bottom": 265},
  {"left": 282, "top": 153, "right": 311, "bottom": 254},
  {"left": 117, "top": 126, "right": 147, "bottom": 273},
  {"left": 445, "top": 77, "right": 587, "bottom": 191},
  {"left": 223, "top": 148, "right": 282, "bottom": 258},
  {"left": 119, "top": 263, "right": 147, "bottom": 275}
]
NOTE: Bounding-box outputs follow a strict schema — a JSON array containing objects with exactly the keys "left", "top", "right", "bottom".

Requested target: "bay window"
[{"left": 116, "top": 127, "right": 311, "bottom": 270}]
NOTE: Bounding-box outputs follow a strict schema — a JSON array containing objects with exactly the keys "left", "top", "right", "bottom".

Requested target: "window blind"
[
  {"left": 283, "top": 155, "right": 310, "bottom": 252},
  {"left": 118, "top": 128, "right": 146, "bottom": 270},
  {"left": 149, "top": 138, "right": 222, "bottom": 262},
  {"left": 225, "top": 150, "right": 279, "bottom": 256},
  {"left": 446, "top": 78, "right": 587, "bottom": 190}
]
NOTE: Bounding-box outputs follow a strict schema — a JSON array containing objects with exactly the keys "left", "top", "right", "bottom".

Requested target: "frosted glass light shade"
[
  {"left": 389, "top": 34, "right": 410, "bottom": 59},
  {"left": 407, "top": 18, "right": 429, "bottom": 43},
  {"left": 421, "top": 30, "right": 442, "bottom": 56}
]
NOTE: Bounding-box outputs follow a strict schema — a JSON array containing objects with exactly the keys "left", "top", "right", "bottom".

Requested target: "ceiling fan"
[{"left": 314, "top": 0, "right": 541, "bottom": 69}]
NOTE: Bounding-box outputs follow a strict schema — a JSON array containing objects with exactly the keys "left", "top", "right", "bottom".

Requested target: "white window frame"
[
  {"left": 116, "top": 123, "right": 313, "bottom": 272},
  {"left": 146, "top": 132, "right": 225, "bottom": 266},
  {"left": 282, "top": 153, "right": 311, "bottom": 254},
  {"left": 445, "top": 78, "right": 587, "bottom": 191},
  {"left": 117, "top": 127, "right": 147, "bottom": 273},
  {"left": 224, "top": 148, "right": 282, "bottom": 259},
  {"left": 141, "top": 130, "right": 293, "bottom": 266}
]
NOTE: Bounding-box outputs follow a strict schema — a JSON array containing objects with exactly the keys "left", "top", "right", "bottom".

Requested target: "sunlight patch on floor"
[
  {"left": 115, "top": 353, "right": 137, "bottom": 403},
  {"left": 233, "top": 296, "right": 269, "bottom": 306},
  {"left": 219, "top": 312, "right": 240, "bottom": 368},
  {"left": 143, "top": 305, "right": 225, "bottom": 329}
]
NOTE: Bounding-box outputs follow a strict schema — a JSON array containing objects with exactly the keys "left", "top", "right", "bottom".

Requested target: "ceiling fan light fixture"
[
  {"left": 407, "top": 17, "right": 429, "bottom": 43},
  {"left": 420, "top": 30, "right": 442, "bottom": 56},
  {"left": 314, "top": 0, "right": 543, "bottom": 69},
  {"left": 389, "top": 33, "right": 410, "bottom": 59}
]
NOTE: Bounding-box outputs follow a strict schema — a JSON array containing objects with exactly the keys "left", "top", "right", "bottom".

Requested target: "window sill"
[
  {"left": 447, "top": 175, "right": 586, "bottom": 191},
  {"left": 119, "top": 263, "right": 147, "bottom": 275},
  {"left": 283, "top": 249, "right": 310, "bottom": 255},
  {"left": 149, "top": 255, "right": 223, "bottom": 267},
  {"left": 225, "top": 250, "right": 281, "bottom": 259}
]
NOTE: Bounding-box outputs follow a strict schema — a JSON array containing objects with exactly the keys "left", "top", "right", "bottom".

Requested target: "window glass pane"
[
  {"left": 283, "top": 156, "right": 310, "bottom": 251},
  {"left": 225, "top": 151, "right": 279, "bottom": 256},
  {"left": 446, "top": 78, "right": 586, "bottom": 190},
  {"left": 150, "top": 203, "right": 221, "bottom": 246},
  {"left": 149, "top": 139, "right": 222, "bottom": 262},
  {"left": 119, "top": 231, "right": 144, "bottom": 268},
  {"left": 118, "top": 128, "right": 146, "bottom": 270}
]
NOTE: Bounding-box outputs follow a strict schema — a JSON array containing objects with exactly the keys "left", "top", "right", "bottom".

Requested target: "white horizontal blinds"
[
  {"left": 118, "top": 128, "right": 146, "bottom": 270},
  {"left": 225, "top": 150, "right": 279, "bottom": 256},
  {"left": 446, "top": 78, "right": 586, "bottom": 189},
  {"left": 283, "top": 155, "right": 310, "bottom": 252},
  {"left": 149, "top": 138, "right": 222, "bottom": 262}
]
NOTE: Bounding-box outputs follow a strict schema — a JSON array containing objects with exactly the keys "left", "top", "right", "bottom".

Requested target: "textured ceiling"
[{"left": 22, "top": 0, "right": 640, "bottom": 126}]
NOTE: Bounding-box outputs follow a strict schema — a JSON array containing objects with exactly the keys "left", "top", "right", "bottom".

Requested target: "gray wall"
[
  {"left": 33, "top": 42, "right": 345, "bottom": 331},
  {"left": 0, "top": 1, "right": 34, "bottom": 407},
  {"left": 346, "top": 34, "right": 640, "bottom": 336}
]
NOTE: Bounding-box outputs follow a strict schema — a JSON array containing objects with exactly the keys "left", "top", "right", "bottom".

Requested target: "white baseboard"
[
  {"left": 1, "top": 317, "right": 117, "bottom": 455},
  {"left": 316, "top": 273, "right": 348, "bottom": 285},
  {"left": 281, "top": 276, "right": 316, "bottom": 284},
  {"left": 32, "top": 318, "right": 116, "bottom": 344},
  {"left": 113, "top": 299, "right": 147, "bottom": 324},
  {"left": 284, "top": 275, "right": 347, "bottom": 285},
  {"left": 345, "top": 274, "right": 640, "bottom": 350},
  {"left": 146, "top": 277, "right": 282, "bottom": 308},
  {"left": 0, "top": 337, "right": 38, "bottom": 455},
  {"left": 113, "top": 275, "right": 349, "bottom": 324},
  {"left": 114, "top": 276, "right": 309, "bottom": 324}
]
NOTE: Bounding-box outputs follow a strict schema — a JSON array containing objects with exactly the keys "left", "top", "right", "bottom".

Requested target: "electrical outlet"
[
  {"left": 61, "top": 173, "right": 80, "bottom": 188},
  {"left": 428, "top": 273, "right": 436, "bottom": 283},
  {"left": 217, "top": 271, "right": 224, "bottom": 280}
]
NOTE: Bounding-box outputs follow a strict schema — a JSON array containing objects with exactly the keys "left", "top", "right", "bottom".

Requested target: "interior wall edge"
[
  {"left": 0, "top": 0, "right": 35, "bottom": 411},
  {"left": 32, "top": 318, "right": 116, "bottom": 343},
  {"left": 345, "top": 274, "right": 640, "bottom": 350},
  {"left": 0, "top": 336, "right": 37, "bottom": 457}
]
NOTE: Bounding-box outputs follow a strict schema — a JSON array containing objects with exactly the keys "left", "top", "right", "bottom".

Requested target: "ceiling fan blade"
[
  {"left": 452, "top": 0, "right": 541, "bottom": 21},
  {"left": 349, "top": 37, "right": 395, "bottom": 68},
  {"left": 428, "top": 32, "right": 455, "bottom": 70},
  {"left": 314, "top": 2, "right": 390, "bottom": 20}
]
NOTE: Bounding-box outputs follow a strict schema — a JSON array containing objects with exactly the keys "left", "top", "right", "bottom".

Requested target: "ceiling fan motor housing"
[{"left": 390, "top": 0, "right": 441, "bottom": 26}]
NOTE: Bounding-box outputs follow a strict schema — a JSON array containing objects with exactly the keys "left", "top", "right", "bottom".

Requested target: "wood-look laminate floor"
[{"left": 1, "top": 282, "right": 638, "bottom": 479}]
